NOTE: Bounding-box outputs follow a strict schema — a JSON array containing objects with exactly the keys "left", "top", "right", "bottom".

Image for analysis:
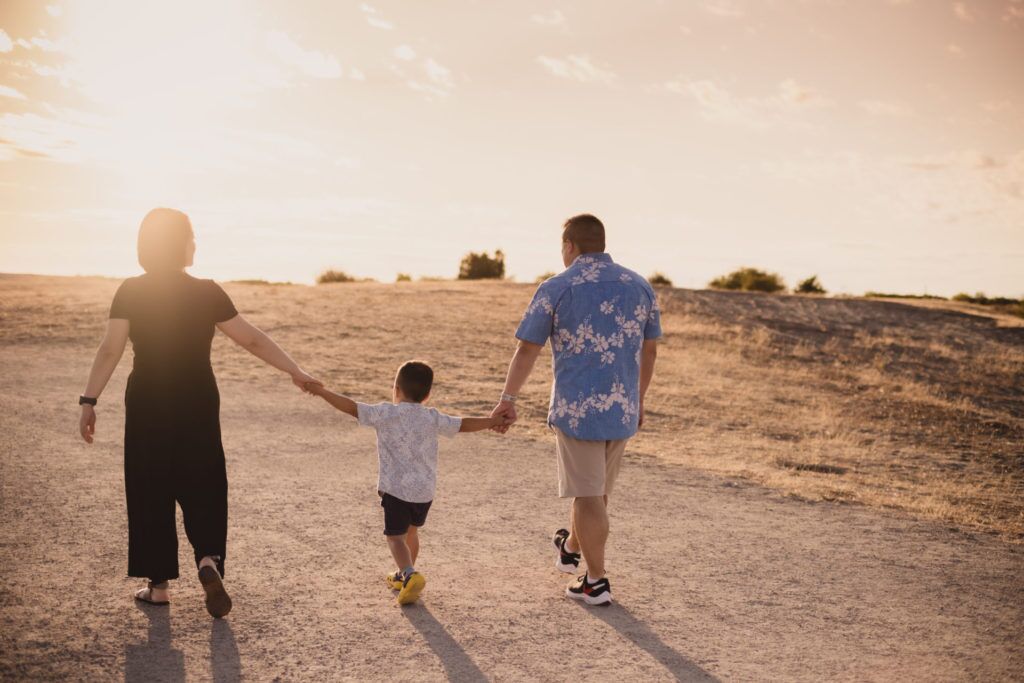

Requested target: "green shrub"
[
  {"left": 709, "top": 267, "right": 785, "bottom": 293},
  {"left": 952, "top": 292, "right": 1018, "bottom": 306},
  {"left": 535, "top": 271, "right": 557, "bottom": 283},
  {"left": 796, "top": 275, "right": 826, "bottom": 295},
  {"left": 396, "top": 273, "right": 412, "bottom": 282},
  {"left": 316, "top": 269, "right": 356, "bottom": 284},
  {"left": 865, "top": 292, "right": 946, "bottom": 300},
  {"left": 458, "top": 250, "right": 505, "bottom": 280},
  {"left": 649, "top": 272, "right": 673, "bottom": 287}
]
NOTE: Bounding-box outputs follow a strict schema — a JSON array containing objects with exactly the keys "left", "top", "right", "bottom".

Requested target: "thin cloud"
[
  {"left": 266, "top": 30, "right": 342, "bottom": 79},
  {"left": 673, "top": 78, "right": 832, "bottom": 127},
  {"left": 531, "top": 9, "right": 566, "bottom": 26},
  {"left": 953, "top": 2, "right": 974, "bottom": 21},
  {"left": 0, "top": 84, "right": 27, "bottom": 100},
  {"left": 537, "top": 55, "right": 616, "bottom": 85},
  {"left": 704, "top": 0, "right": 746, "bottom": 18},
  {"left": 394, "top": 45, "right": 416, "bottom": 61},
  {"left": 46, "top": 5, "right": 62, "bottom": 17},
  {"left": 403, "top": 57, "right": 456, "bottom": 98},
  {"left": 361, "top": 4, "right": 394, "bottom": 30},
  {"left": 0, "top": 30, "right": 12, "bottom": 53},
  {"left": 1003, "top": 0, "right": 1024, "bottom": 22},
  {"left": 423, "top": 58, "right": 454, "bottom": 89}
]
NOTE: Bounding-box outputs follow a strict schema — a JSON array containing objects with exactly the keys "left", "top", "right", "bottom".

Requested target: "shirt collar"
[{"left": 571, "top": 253, "right": 614, "bottom": 267}]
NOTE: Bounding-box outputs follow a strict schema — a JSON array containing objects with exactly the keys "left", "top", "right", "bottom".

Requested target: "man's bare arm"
[
  {"left": 490, "top": 339, "right": 544, "bottom": 432},
  {"left": 638, "top": 339, "right": 658, "bottom": 428}
]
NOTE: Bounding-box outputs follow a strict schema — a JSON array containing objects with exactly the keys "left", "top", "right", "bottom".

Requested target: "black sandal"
[
  {"left": 134, "top": 581, "right": 170, "bottom": 606},
  {"left": 198, "top": 565, "right": 232, "bottom": 618}
]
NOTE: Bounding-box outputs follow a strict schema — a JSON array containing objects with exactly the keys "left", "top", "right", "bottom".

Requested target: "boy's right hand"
[{"left": 303, "top": 381, "right": 324, "bottom": 395}]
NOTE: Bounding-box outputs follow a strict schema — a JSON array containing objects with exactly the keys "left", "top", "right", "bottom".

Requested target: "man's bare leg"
[
  {"left": 572, "top": 495, "right": 610, "bottom": 579},
  {"left": 566, "top": 494, "right": 606, "bottom": 555}
]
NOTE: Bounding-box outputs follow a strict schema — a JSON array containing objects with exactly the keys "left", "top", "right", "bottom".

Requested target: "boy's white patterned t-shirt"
[{"left": 356, "top": 401, "right": 462, "bottom": 504}]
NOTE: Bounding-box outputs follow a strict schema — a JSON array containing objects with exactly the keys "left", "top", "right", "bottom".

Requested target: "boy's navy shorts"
[{"left": 380, "top": 492, "right": 432, "bottom": 536}]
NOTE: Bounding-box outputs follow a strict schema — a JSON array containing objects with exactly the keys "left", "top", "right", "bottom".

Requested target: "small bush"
[
  {"left": 229, "top": 279, "right": 294, "bottom": 286},
  {"left": 396, "top": 273, "right": 412, "bottom": 282},
  {"left": 796, "top": 275, "right": 826, "bottom": 295},
  {"left": 316, "top": 269, "right": 356, "bottom": 284},
  {"left": 535, "top": 271, "right": 557, "bottom": 283},
  {"left": 952, "top": 292, "right": 1019, "bottom": 306},
  {"left": 458, "top": 250, "right": 505, "bottom": 280},
  {"left": 709, "top": 267, "right": 785, "bottom": 293},
  {"left": 865, "top": 292, "right": 946, "bottom": 300},
  {"left": 649, "top": 272, "right": 673, "bottom": 287}
]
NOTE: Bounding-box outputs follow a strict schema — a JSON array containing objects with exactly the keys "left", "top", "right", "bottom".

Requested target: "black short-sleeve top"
[{"left": 110, "top": 272, "right": 238, "bottom": 389}]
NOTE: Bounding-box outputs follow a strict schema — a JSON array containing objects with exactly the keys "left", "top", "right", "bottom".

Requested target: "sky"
[{"left": 0, "top": 0, "right": 1022, "bottom": 295}]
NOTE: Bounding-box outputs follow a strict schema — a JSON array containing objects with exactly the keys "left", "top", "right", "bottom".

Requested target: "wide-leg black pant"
[{"left": 124, "top": 378, "right": 228, "bottom": 583}]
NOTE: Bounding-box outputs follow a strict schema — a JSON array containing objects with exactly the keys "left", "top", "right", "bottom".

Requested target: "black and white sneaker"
[
  {"left": 552, "top": 528, "right": 581, "bottom": 573},
  {"left": 566, "top": 574, "right": 613, "bottom": 606}
]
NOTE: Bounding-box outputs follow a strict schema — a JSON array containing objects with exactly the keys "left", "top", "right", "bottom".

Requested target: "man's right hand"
[{"left": 490, "top": 400, "right": 517, "bottom": 433}]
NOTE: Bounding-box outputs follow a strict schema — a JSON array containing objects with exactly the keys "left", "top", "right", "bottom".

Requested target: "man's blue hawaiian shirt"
[{"left": 516, "top": 253, "right": 662, "bottom": 440}]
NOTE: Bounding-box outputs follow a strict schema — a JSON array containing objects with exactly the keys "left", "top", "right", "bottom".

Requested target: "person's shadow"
[
  {"left": 124, "top": 603, "right": 185, "bottom": 683},
  {"left": 401, "top": 605, "right": 488, "bottom": 682},
  {"left": 575, "top": 602, "right": 719, "bottom": 682},
  {"left": 124, "top": 604, "right": 241, "bottom": 683},
  {"left": 210, "top": 618, "right": 242, "bottom": 682}
]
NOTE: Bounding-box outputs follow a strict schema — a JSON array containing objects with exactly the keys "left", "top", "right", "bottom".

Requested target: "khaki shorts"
[{"left": 554, "top": 428, "right": 629, "bottom": 498}]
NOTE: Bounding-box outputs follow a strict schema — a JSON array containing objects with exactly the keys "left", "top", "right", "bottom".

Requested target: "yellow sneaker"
[
  {"left": 386, "top": 571, "right": 404, "bottom": 591},
  {"left": 397, "top": 572, "right": 426, "bottom": 605}
]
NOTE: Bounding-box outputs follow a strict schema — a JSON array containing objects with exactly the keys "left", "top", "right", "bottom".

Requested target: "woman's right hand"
[
  {"left": 80, "top": 405, "right": 96, "bottom": 443},
  {"left": 291, "top": 370, "right": 322, "bottom": 394}
]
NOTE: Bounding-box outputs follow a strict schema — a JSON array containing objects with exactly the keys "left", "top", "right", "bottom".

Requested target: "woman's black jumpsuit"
[{"left": 110, "top": 271, "right": 238, "bottom": 583}]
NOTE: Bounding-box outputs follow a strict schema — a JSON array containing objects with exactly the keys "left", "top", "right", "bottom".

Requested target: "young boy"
[{"left": 306, "top": 360, "right": 509, "bottom": 605}]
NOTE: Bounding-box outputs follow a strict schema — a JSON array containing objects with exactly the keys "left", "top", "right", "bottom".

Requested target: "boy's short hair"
[
  {"left": 562, "top": 214, "right": 606, "bottom": 254},
  {"left": 396, "top": 361, "right": 433, "bottom": 403}
]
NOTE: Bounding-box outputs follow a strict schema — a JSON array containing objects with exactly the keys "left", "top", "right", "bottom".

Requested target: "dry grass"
[{"left": 2, "top": 273, "right": 1022, "bottom": 540}]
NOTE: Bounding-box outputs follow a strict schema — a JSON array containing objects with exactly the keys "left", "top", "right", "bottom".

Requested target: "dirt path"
[{"left": 1, "top": 345, "right": 1022, "bottom": 682}]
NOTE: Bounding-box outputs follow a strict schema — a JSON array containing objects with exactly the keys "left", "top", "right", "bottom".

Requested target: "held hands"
[
  {"left": 79, "top": 405, "right": 96, "bottom": 443},
  {"left": 489, "top": 400, "right": 517, "bottom": 434},
  {"left": 303, "top": 380, "right": 326, "bottom": 396},
  {"left": 291, "top": 369, "right": 322, "bottom": 394}
]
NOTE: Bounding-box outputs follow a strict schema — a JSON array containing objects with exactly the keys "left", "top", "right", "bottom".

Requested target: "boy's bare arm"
[
  {"left": 459, "top": 414, "right": 510, "bottom": 433},
  {"left": 305, "top": 382, "right": 358, "bottom": 418}
]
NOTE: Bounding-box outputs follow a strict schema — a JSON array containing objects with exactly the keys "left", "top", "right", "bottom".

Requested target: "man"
[{"left": 492, "top": 214, "right": 660, "bottom": 605}]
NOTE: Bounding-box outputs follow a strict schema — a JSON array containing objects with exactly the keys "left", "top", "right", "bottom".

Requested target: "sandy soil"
[{"left": 1, "top": 274, "right": 1022, "bottom": 681}]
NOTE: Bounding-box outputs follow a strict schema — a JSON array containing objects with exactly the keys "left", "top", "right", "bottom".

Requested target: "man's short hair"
[
  {"left": 396, "top": 361, "right": 433, "bottom": 403},
  {"left": 562, "top": 214, "right": 606, "bottom": 254}
]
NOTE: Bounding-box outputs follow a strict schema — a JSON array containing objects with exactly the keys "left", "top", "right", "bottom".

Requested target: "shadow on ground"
[
  {"left": 576, "top": 602, "right": 719, "bottom": 682},
  {"left": 124, "top": 603, "right": 241, "bottom": 683},
  {"left": 401, "top": 604, "right": 488, "bottom": 682}
]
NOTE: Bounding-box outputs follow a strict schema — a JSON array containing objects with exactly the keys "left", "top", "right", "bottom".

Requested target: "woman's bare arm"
[
  {"left": 216, "top": 314, "right": 319, "bottom": 390},
  {"left": 79, "top": 319, "right": 130, "bottom": 443}
]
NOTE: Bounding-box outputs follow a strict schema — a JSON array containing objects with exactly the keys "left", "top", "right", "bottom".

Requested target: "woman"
[{"left": 79, "top": 208, "right": 319, "bottom": 618}]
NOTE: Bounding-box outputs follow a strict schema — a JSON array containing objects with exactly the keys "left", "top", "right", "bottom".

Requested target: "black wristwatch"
[{"left": 79, "top": 395, "right": 97, "bottom": 406}]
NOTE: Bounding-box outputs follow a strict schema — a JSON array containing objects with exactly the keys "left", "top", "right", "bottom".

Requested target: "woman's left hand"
[
  {"left": 80, "top": 405, "right": 96, "bottom": 443},
  {"left": 291, "top": 370, "right": 322, "bottom": 394}
]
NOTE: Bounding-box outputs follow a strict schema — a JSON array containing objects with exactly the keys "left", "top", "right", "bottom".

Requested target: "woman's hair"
[{"left": 137, "top": 208, "right": 193, "bottom": 273}]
